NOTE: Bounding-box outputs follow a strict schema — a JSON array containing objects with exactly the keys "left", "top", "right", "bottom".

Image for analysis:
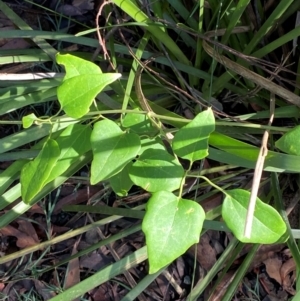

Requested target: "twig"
[
  {"left": 92, "top": 0, "right": 117, "bottom": 71},
  {"left": 135, "top": 59, "right": 174, "bottom": 141},
  {"left": 161, "top": 270, "right": 183, "bottom": 296},
  {"left": 243, "top": 52, "right": 291, "bottom": 238},
  {"left": 244, "top": 93, "right": 275, "bottom": 238},
  {"left": 94, "top": 0, "right": 112, "bottom": 61}
]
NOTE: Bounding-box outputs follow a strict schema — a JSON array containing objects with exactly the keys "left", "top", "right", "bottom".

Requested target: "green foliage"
[
  {"left": 2, "top": 0, "right": 300, "bottom": 296},
  {"left": 172, "top": 108, "right": 215, "bottom": 162},
  {"left": 22, "top": 113, "right": 37, "bottom": 128},
  {"left": 122, "top": 110, "right": 156, "bottom": 135},
  {"left": 56, "top": 54, "right": 121, "bottom": 118},
  {"left": 21, "top": 139, "right": 60, "bottom": 203},
  {"left": 109, "top": 162, "right": 134, "bottom": 196},
  {"left": 129, "top": 149, "right": 184, "bottom": 192},
  {"left": 45, "top": 124, "right": 92, "bottom": 184},
  {"left": 17, "top": 54, "right": 288, "bottom": 274},
  {"left": 222, "top": 189, "right": 286, "bottom": 244},
  {"left": 90, "top": 119, "right": 141, "bottom": 184},
  {"left": 275, "top": 125, "right": 300, "bottom": 156},
  {"left": 142, "top": 191, "right": 205, "bottom": 274}
]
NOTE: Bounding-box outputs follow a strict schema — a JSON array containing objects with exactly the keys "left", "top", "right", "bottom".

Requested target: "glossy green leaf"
[
  {"left": 122, "top": 110, "right": 157, "bottom": 135},
  {"left": 56, "top": 54, "right": 121, "bottom": 118},
  {"left": 57, "top": 74, "right": 121, "bottom": 118},
  {"left": 56, "top": 53, "right": 103, "bottom": 79},
  {"left": 275, "top": 125, "right": 300, "bottom": 156},
  {"left": 109, "top": 162, "right": 134, "bottom": 196},
  {"left": 45, "top": 124, "right": 92, "bottom": 184},
  {"left": 21, "top": 139, "right": 60, "bottom": 203},
  {"left": 129, "top": 149, "right": 184, "bottom": 192},
  {"left": 142, "top": 191, "right": 205, "bottom": 273},
  {"left": 222, "top": 189, "right": 286, "bottom": 244},
  {"left": 172, "top": 108, "right": 215, "bottom": 162},
  {"left": 90, "top": 119, "right": 141, "bottom": 184},
  {"left": 139, "top": 136, "right": 165, "bottom": 155},
  {"left": 22, "top": 113, "right": 37, "bottom": 129}
]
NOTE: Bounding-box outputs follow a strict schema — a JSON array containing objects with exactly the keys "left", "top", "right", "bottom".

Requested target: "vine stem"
[
  {"left": 178, "top": 161, "right": 193, "bottom": 198},
  {"left": 199, "top": 175, "right": 227, "bottom": 196},
  {"left": 1, "top": 110, "right": 291, "bottom": 133}
]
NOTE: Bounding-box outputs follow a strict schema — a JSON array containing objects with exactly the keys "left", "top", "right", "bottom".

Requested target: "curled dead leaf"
[
  {"left": 0, "top": 225, "right": 38, "bottom": 249},
  {"left": 280, "top": 258, "right": 296, "bottom": 295},
  {"left": 264, "top": 253, "right": 283, "bottom": 285}
]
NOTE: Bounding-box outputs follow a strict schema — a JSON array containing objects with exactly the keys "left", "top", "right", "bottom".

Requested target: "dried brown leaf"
[
  {"left": 27, "top": 203, "right": 44, "bottom": 215},
  {"left": 189, "top": 232, "right": 217, "bottom": 271},
  {"left": 1, "top": 38, "right": 31, "bottom": 50},
  {"left": 0, "top": 225, "right": 38, "bottom": 248},
  {"left": 33, "top": 280, "right": 56, "bottom": 300},
  {"left": 57, "top": 0, "right": 93, "bottom": 16},
  {"left": 208, "top": 270, "right": 236, "bottom": 301},
  {"left": 280, "top": 258, "right": 296, "bottom": 295},
  {"left": 80, "top": 252, "right": 111, "bottom": 271},
  {"left": 17, "top": 219, "right": 39, "bottom": 243},
  {"left": 53, "top": 187, "right": 98, "bottom": 213},
  {"left": 73, "top": 0, "right": 94, "bottom": 12},
  {"left": 90, "top": 284, "right": 112, "bottom": 301},
  {"left": 264, "top": 253, "right": 282, "bottom": 285}
]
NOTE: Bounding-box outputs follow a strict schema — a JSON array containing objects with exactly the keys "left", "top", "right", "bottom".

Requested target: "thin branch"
[{"left": 244, "top": 93, "right": 275, "bottom": 238}]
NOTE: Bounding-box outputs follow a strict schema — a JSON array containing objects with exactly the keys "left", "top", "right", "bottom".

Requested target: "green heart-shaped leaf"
[
  {"left": 109, "top": 162, "right": 134, "bottom": 197},
  {"left": 122, "top": 111, "right": 157, "bottom": 135},
  {"left": 22, "top": 113, "right": 38, "bottom": 129},
  {"left": 45, "top": 124, "right": 92, "bottom": 184},
  {"left": 142, "top": 191, "right": 205, "bottom": 273},
  {"left": 275, "top": 125, "right": 300, "bottom": 156},
  {"left": 172, "top": 108, "right": 215, "bottom": 162},
  {"left": 57, "top": 53, "right": 103, "bottom": 79},
  {"left": 139, "top": 136, "right": 165, "bottom": 155},
  {"left": 56, "top": 54, "right": 121, "bottom": 118},
  {"left": 129, "top": 149, "right": 184, "bottom": 192},
  {"left": 21, "top": 139, "right": 60, "bottom": 203},
  {"left": 90, "top": 119, "right": 141, "bottom": 184},
  {"left": 222, "top": 189, "right": 286, "bottom": 244}
]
